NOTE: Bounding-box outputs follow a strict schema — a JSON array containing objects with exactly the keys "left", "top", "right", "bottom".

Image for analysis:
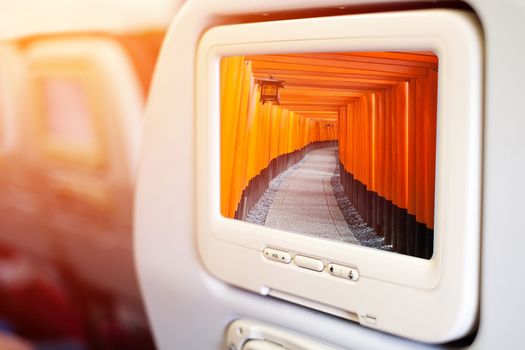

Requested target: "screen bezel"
[{"left": 196, "top": 9, "right": 481, "bottom": 342}]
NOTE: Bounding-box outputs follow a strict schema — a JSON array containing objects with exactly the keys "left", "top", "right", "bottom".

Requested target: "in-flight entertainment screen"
[{"left": 220, "top": 52, "right": 438, "bottom": 259}]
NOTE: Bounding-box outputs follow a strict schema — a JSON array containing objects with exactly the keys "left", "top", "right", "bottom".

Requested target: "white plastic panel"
[
  {"left": 134, "top": 0, "right": 525, "bottom": 349},
  {"left": 196, "top": 9, "right": 482, "bottom": 343}
]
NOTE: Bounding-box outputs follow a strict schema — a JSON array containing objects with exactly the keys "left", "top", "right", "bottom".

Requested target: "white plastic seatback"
[{"left": 135, "top": 0, "right": 525, "bottom": 349}]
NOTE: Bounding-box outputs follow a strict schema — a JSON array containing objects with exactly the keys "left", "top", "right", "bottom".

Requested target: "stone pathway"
[{"left": 265, "top": 147, "right": 360, "bottom": 244}]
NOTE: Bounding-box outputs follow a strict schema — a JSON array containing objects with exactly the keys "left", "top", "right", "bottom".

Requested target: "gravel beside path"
[
  {"left": 245, "top": 159, "right": 307, "bottom": 226},
  {"left": 330, "top": 150, "right": 393, "bottom": 252}
]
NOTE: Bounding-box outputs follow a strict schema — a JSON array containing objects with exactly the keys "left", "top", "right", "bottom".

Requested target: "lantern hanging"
[{"left": 256, "top": 75, "right": 285, "bottom": 105}]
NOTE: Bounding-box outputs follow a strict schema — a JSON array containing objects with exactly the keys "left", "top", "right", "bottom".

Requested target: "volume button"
[{"left": 263, "top": 248, "right": 291, "bottom": 264}]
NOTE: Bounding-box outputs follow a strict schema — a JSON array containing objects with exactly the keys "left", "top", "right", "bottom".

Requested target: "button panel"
[
  {"left": 327, "top": 263, "right": 359, "bottom": 281},
  {"left": 262, "top": 249, "right": 359, "bottom": 281},
  {"left": 263, "top": 248, "right": 291, "bottom": 264},
  {"left": 294, "top": 255, "right": 324, "bottom": 271}
]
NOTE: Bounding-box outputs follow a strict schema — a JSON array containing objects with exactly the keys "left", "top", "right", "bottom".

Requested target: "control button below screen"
[
  {"left": 294, "top": 255, "right": 324, "bottom": 272},
  {"left": 263, "top": 248, "right": 291, "bottom": 264},
  {"left": 327, "top": 263, "right": 359, "bottom": 281}
]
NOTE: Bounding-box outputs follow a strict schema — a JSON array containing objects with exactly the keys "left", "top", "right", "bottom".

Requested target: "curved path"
[{"left": 265, "top": 146, "right": 360, "bottom": 244}]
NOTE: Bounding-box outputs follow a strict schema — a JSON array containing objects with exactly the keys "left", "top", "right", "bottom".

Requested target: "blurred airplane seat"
[
  {"left": 0, "top": 44, "right": 53, "bottom": 259},
  {"left": 0, "top": 31, "right": 164, "bottom": 349},
  {"left": 22, "top": 32, "right": 164, "bottom": 300}
]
